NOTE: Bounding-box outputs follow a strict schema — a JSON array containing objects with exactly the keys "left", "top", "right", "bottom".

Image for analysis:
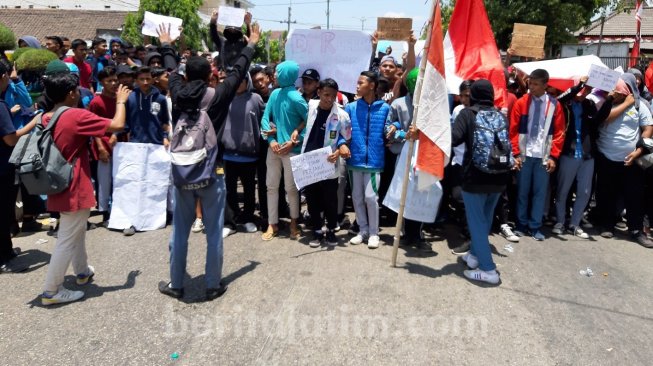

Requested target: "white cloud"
[{"left": 382, "top": 11, "right": 408, "bottom": 18}]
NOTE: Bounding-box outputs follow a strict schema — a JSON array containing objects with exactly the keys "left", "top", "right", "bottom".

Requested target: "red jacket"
[{"left": 509, "top": 93, "right": 566, "bottom": 160}]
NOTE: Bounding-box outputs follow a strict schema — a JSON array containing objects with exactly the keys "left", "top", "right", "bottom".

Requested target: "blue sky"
[{"left": 251, "top": 0, "right": 433, "bottom": 34}]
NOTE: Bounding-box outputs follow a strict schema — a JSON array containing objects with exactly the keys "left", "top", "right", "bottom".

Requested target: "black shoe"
[
  {"left": 451, "top": 241, "right": 470, "bottom": 255},
  {"left": 414, "top": 240, "right": 433, "bottom": 252},
  {"left": 21, "top": 219, "right": 44, "bottom": 232},
  {"left": 633, "top": 232, "right": 653, "bottom": 248},
  {"left": 206, "top": 282, "right": 228, "bottom": 301},
  {"left": 158, "top": 281, "right": 183, "bottom": 299},
  {"left": 348, "top": 222, "right": 359, "bottom": 235},
  {"left": 325, "top": 230, "right": 338, "bottom": 246}
]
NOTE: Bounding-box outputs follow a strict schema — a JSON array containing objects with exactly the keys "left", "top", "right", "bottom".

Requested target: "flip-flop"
[
  {"left": 289, "top": 226, "right": 301, "bottom": 240},
  {"left": 261, "top": 228, "right": 278, "bottom": 241}
]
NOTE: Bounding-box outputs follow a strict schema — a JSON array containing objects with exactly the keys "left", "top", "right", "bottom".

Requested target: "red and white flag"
[
  {"left": 414, "top": 0, "right": 451, "bottom": 189},
  {"left": 443, "top": 0, "right": 507, "bottom": 109},
  {"left": 631, "top": 0, "right": 643, "bottom": 66}
]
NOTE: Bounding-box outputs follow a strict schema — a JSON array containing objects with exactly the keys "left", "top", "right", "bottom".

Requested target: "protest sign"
[
  {"left": 109, "top": 143, "right": 171, "bottom": 232},
  {"left": 383, "top": 142, "right": 442, "bottom": 223},
  {"left": 289, "top": 146, "right": 336, "bottom": 190},
  {"left": 218, "top": 6, "right": 246, "bottom": 27},
  {"left": 377, "top": 17, "right": 412, "bottom": 41},
  {"left": 510, "top": 23, "right": 546, "bottom": 59},
  {"left": 142, "top": 11, "right": 183, "bottom": 39},
  {"left": 587, "top": 64, "right": 621, "bottom": 92},
  {"left": 286, "top": 29, "right": 372, "bottom": 94}
]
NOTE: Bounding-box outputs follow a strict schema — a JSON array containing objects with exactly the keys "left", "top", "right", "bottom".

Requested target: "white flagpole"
[{"left": 391, "top": 0, "right": 438, "bottom": 267}]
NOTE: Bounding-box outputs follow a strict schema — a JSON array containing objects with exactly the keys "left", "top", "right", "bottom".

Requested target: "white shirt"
[
  {"left": 525, "top": 94, "right": 549, "bottom": 158},
  {"left": 451, "top": 104, "right": 466, "bottom": 166}
]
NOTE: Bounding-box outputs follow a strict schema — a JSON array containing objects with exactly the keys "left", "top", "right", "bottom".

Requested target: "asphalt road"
[{"left": 1, "top": 213, "right": 652, "bottom": 365}]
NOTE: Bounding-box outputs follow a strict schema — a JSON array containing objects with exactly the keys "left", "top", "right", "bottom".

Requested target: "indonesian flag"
[
  {"left": 414, "top": 0, "right": 451, "bottom": 189},
  {"left": 443, "top": 0, "right": 507, "bottom": 109},
  {"left": 631, "top": 0, "right": 643, "bottom": 67}
]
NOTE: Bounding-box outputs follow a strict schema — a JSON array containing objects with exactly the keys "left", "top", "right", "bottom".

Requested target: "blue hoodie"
[
  {"left": 125, "top": 86, "right": 170, "bottom": 144},
  {"left": 18, "top": 36, "right": 41, "bottom": 49},
  {"left": 260, "top": 61, "right": 308, "bottom": 154}
]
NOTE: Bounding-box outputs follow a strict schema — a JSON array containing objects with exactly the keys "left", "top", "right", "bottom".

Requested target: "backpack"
[
  {"left": 471, "top": 108, "right": 513, "bottom": 174},
  {"left": 8, "top": 107, "right": 75, "bottom": 195},
  {"left": 169, "top": 87, "right": 217, "bottom": 190}
]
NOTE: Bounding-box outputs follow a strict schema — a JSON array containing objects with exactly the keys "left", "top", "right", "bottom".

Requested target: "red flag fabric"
[{"left": 631, "top": 0, "right": 643, "bottom": 67}]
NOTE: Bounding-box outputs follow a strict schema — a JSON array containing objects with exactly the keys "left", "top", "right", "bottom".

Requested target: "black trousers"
[
  {"left": 305, "top": 178, "right": 338, "bottom": 232},
  {"left": 0, "top": 172, "right": 18, "bottom": 263},
  {"left": 225, "top": 160, "right": 257, "bottom": 223},
  {"left": 595, "top": 152, "right": 644, "bottom": 232}
]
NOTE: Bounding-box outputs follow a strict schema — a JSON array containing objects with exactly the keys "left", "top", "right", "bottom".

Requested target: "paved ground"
[{"left": 1, "top": 212, "right": 652, "bottom": 366}]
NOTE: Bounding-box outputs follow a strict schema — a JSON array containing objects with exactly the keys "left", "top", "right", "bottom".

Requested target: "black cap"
[
  {"left": 301, "top": 69, "right": 320, "bottom": 81},
  {"left": 116, "top": 64, "right": 135, "bottom": 76}
]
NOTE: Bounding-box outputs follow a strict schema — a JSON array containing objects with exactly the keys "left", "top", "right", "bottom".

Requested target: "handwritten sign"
[
  {"left": 142, "top": 11, "right": 183, "bottom": 39},
  {"left": 587, "top": 64, "right": 621, "bottom": 92},
  {"left": 377, "top": 17, "right": 412, "bottom": 41},
  {"left": 290, "top": 146, "right": 336, "bottom": 190},
  {"left": 510, "top": 23, "right": 546, "bottom": 59},
  {"left": 286, "top": 29, "right": 372, "bottom": 94},
  {"left": 218, "top": 6, "right": 246, "bottom": 27}
]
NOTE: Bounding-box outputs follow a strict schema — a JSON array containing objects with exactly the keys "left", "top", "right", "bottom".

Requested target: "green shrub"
[
  {"left": 0, "top": 23, "right": 16, "bottom": 51},
  {"left": 15, "top": 49, "right": 58, "bottom": 71}
]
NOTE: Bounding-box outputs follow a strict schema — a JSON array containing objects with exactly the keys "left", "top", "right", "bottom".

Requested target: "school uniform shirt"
[
  {"left": 88, "top": 94, "right": 117, "bottom": 160},
  {"left": 0, "top": 101, "right": 16, "bottom": 176},
  {"left": 43, "top": 108, "right": 111, "bottom": 212},
  {"left": 525, "top": 94, "right": 548, "bottom": 158},
  {"left": 598, "top": 101, "right": 653, "bottom": 162}
]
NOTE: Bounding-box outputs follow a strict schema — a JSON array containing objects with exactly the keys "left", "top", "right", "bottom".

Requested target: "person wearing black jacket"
[
  {"left": 156, "top": 23, "right": 261, "bottom": 301},
  {"left": 450, "top": 79, "right": 510, "bottom": 285},
  {"left": 553, "top": 76, "right": 611, "bottom": 239}
]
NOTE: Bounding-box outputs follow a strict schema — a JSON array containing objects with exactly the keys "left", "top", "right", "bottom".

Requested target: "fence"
[{"left": 599, "top": 56, "right": 651, "bottom": 70}]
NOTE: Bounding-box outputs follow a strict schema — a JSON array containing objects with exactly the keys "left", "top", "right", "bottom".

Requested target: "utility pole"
[
  {"left": 326, "top": 0, "right": 330, "bottom": 29},
  {"left": 279, "top": 3, "right": 296, "bottom": 33},
  {"left": 359, "top": 17, "right": 367, "bottom": 31}
]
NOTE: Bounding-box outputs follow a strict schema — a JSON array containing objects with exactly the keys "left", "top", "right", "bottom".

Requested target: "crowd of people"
[{"left": 1, "top": 10, "right": 653, "bottom": 306}]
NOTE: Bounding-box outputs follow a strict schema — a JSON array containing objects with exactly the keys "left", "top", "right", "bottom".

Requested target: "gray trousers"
[
  {"left": 555, "top": 155, "right": 594, "bottom": 228},
  {"left": 337, "top": 157, "right": 347, "bottom": 215},
  {"left": 349, "top": 170, "right": 380, "bottom": 236}
]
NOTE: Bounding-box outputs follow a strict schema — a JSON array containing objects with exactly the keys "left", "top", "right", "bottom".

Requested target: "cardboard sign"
[
  {"left": 142, "top": 11, "right": 183, "bottom": 39},
  {"left": 377, "top": 17, "right": 412, "bottom": 41},
  {"left": 286, "top": 29, "right": 372, "bottom": 94},
  {"left": 218, "top": 6, "right": 246, "bottom": 27},
  {"left": 510, "top": 23, "right": 546, "bottom": 59},
  {"left": 289, "top": 146, "right": 336, "bottom": 190},
  {"left": 587, "top": 64, "right": 621, "bottom": 92}
]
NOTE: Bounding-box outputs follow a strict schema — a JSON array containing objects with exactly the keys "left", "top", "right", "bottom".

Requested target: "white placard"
[
  {"left": 285, "top": 29, "right": 372, "bottom": 94},
  {"left": 218, "top": 6, "right": 246, "bottom": 27},
  {"left": 289, "top": 146, "right": 336, "bottom": 190},
  {"left": 142, "top": 11, "right": 183, "bottom": 39},
  {"left": 109, "top": 143, "right": 171, "bottom": 232},
  {"left": 587, "top": 64, "right": 621, "bottom": 92},
  {"left": 382, "top": 141, "right": 443, "bottom": 223}
]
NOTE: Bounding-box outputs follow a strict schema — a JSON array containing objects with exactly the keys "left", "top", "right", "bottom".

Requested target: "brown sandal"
[{"left": 289, "top": 225, "right": 301, "bottom": 240}]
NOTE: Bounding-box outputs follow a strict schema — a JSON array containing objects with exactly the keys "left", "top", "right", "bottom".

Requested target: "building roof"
[
  {"left": 578, "top": 6, "right": 653, "bottom": 37},
  {"left": 0, "top": 9, "right": 130, "bottom": 42}
]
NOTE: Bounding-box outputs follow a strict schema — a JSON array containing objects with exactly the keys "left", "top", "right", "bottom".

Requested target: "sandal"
[
  {"left": 261, "top": 227, "right": 278, "bottom": 241},
  {"left": 289, "top": 225, "right": 301, "bottom": 240}
]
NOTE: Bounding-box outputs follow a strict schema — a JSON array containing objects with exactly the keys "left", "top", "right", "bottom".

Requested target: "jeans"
[
  {"left": 516, "top": 157, "right": 550, "bottom": 231},
  {"left": 169, "top": 176, "right": 225, "bottom": 289},
  {"left": 96, "top": 159, "right": 113, "bottom": 213},
  {"left": 555, "top": 156, "right": 594, "bottom": 228},
  {"left": 462, "top": 191, "right": 500, "bottom": 271}
]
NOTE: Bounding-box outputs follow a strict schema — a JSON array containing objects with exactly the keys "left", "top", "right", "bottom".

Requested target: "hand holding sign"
[
  {"left": 587, "top": 64, "right": 621, "bottom": 92},
  {"left": 142, "top": 11, "right": 183, "bottom": 39},
  {"left": 218, "top": 6, "right": 247, "bottom": 27}
]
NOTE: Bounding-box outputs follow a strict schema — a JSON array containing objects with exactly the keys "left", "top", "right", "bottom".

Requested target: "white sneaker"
[
  {"left": 461, "top": 253, "right": 479, "bottom": 269},
  {"left": 191, "top": 218, "right": 204, "bottom": 233},
  {"left": 500, "top": 224, "right": 519, "bottom": 242},
  {"left": 309, "top": 238, "right": 321, "bottom": 248},
  {"left": 349, "top": 234, "right": 367, "bottom": 245},
  {"left": 367, "top": 235, "right": 380, "bottom": 249},
  {"left": 41, "top": 287, "right": 84, "bottom": 306},
  {"left": 463, "top": 269, "right": 500, "bottom": 284},
  {"left": 552, "top": 223, "right": 565, "bottom": 235},
  {"left": 571, "top": 226, "right": 590, "bottom": 239},
  {"left": 222, "top": 227, "right": 236, "bottom": 239},
  {"left": 243, "top": 222, "right": 258, "bottom": 233}
]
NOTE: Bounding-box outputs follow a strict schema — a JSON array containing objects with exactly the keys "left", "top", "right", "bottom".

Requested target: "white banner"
[
  {"left": 285, "top": 29, "right": 372, "bottom": 94},
  {"left": 109, "top": 143, "right": 171, "bottom": 232},
  {"left": 383, "top": 142, "right": 442, "bottom": 223},
  {"left": 289, "top": 146, "right": 336, "bottom": 190},
  {"left": 142, "top": 11, "right": 183, "bottom": 39},
  {"left": 218, "top": 6, "right": 246, "bottom": 27}
]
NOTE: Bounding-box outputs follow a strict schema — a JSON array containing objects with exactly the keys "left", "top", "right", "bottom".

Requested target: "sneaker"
[
  {"left": 531, "top": 230, "right": 545, "bottom": 241},
  {"left": 461, "top": 252, "right": 479, "bottom": 269},
  {"left": 243, "top": 222, "right": 258, "bottom": 233},
  {"left": 513, "top": 228, "right": 527, "bottom": 237},
  {"left": 634, "top": 232, "right": 653, "bottom": 248},
  {"left": 325, "top": 230, "right": 338, "bottom": 247},
  {"left": 206, "top": 282, "right": 228, "bottom": 301},
  {"left": 414, "top": 240, "right": 433, "bottom": 252},
  {"left": 222, "top": 227, "right": 236, "bottom": 239},
  {"left": 615, "top": 221, "right": 628, "bottom": 230},
  {"left": 309, "top": 231, "right": 323, "bottom": 248},
  {"left": 569, "top": 227, "right": 589, "bottom": 239},
  {"left": 191, "top": 218, "right": 204, "bottom": 233},
  {"left": 451, "top": 240, "right": 470, "bottom": 255},
  {"left": 41, "top": 287, "right": 84, "bottom": 306},
  {"left": 600, "top": 229, "right": 614, "bottom": 239},
  {"left": 158, "top": 281, "right": 184, "bottom": 299},
  {"left": 552, "top": 223, "right": 565, "bottom": 235},
  {"left": 123, "top": 226, "right": 136, "bottom": 236},
  {"left": 581, "top": 216, "right": 594, "bottom": 229},
  {"left": 367, "top": 235, "right": 380, "bottom": 249},
  {"left": 349, "top": 233, "right": 367, "bottom": 245},
  {"left": 500, "top": 224, "right": 520, "bottom": 242},
  {"left": 348, "top": 222, "right": 360, "bottom": 235},
  {"left": 335, "top": 216, "right": 350, "bottom": 232},
  {"left": 76, "top": 265, "right": 95, "bottom": 285},
  {"left": 463, "top": 269, "right": 500, "bottom": 285}
]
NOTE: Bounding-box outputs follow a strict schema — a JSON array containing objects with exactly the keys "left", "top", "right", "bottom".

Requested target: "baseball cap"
[
  {"left": 116, "top": 64, "right": 135, "bottom": 76},
  {"left": 301, "top": 69, "right": 320, "bottom": 81}
]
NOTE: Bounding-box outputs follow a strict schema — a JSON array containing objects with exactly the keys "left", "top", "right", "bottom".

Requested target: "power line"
[{"left": 254, "top": 0, "right": 347, "bottom": 6}]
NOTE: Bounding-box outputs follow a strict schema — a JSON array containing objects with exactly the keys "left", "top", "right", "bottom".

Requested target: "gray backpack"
[{"left": 9, "top": 107, "right": 75, "bottom": 195}]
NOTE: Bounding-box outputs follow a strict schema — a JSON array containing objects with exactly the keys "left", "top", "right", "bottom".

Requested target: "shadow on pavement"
[{"left": 180, "top": 260, "right": 262, "bottom": 304}]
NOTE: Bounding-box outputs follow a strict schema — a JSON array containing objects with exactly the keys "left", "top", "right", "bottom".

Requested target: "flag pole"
[{"left": 391, "top": 0, "right": 438, "bottom": 267}]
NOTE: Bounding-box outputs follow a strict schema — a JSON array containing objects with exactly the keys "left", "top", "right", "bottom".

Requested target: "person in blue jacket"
[
  {"left": 346, "top": 71, "right": 391, "bottom": 249},
  {"left": 125, "top": 66, "right": 170, "bottom": 146}
]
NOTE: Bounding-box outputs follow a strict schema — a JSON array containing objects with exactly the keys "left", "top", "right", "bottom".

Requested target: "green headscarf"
[{"left": 406, "top": 68, "right": 419, "bottom": 95}]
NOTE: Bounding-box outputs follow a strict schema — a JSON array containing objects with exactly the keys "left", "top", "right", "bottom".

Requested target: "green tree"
[
  {"left": 121, "top": 0, "right": 207, "bottom": 51},
  {"left": 253, "top": 30, "right": 287, "bottom": 64}
]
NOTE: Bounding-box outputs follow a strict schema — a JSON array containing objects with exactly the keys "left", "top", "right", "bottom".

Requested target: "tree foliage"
[
  {"left": 252, "top": 31, "right": 287, "bottom": 64},
  {"left": 0, "top": 23, "right": 16, "bottom": 51},
  {"left": 121, "top": 0, "right": 207, "bottom": 51}
]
